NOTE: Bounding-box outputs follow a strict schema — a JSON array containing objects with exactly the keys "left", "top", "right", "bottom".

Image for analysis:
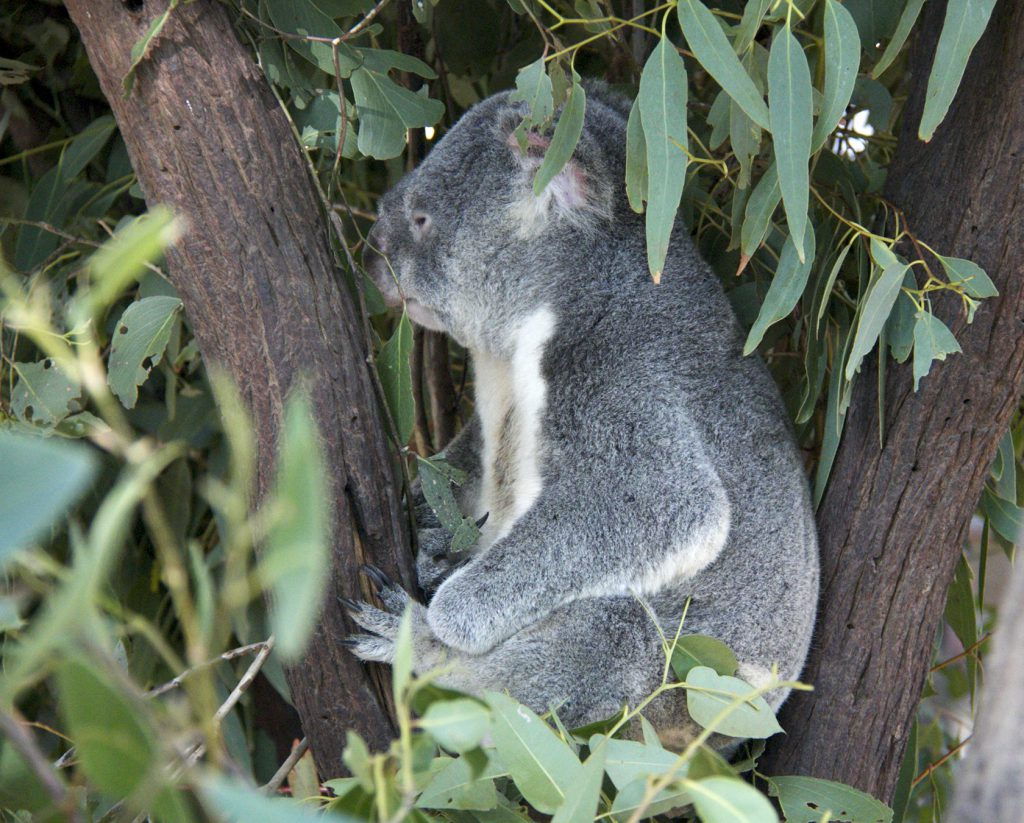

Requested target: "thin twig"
[
  {"left": 0, "top": 709, "right": 76, "bottom": 819},
  {"left": 262, "top": 737, "right": 310, "bottom": 795},
  {"left": 930, "top": 632, "right": 991, "bottom": 673},
  {"left": 912, "top": 736, "right": 972, "bottom": 787},
  {"left": 146, "top": 640, "right": 273, "bottom": 698},
  {"left": 342, "top": 0, "right": 392, "bottom": 40}
]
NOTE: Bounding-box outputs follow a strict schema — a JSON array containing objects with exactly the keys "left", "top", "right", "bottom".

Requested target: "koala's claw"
[
  {"left": 343, "top": 633, "right": 395, "bottom": 663},
  {"left": 338, "top": 596, "right": 363, "bottom": 613},
  {"left": 343, "top": 571, "right": 424, "bottom": 663},
  {"left": 475, "top": 511, "right": 490, "bottom": 528},
  {"left": 360, "top": 563, "right": 394, "bottom": 590}
]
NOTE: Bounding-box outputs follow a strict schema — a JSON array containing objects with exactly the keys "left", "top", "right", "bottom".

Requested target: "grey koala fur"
[{"left": 348, "top": 83, "right": 819, "bottom": 748}]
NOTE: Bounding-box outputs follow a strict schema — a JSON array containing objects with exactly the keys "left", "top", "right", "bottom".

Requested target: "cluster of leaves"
[{"left": 0, "top": 0, "right": 1015, "bottom": 822}]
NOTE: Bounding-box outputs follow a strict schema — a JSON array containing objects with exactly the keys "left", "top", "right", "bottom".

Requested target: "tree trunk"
[
  {"left": 948, "top": 553, "right": 1024, "bottom": 820},
  {"left": 763, "top": 0, "right": 1024, "bottom": 801},
  {"left": 64, "top": 0, "right": 412, "bottom": 776}
]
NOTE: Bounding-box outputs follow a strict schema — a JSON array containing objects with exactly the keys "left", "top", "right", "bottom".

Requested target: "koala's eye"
[{"left": 411, "top": 211, "right": 432, "bottom": 238}]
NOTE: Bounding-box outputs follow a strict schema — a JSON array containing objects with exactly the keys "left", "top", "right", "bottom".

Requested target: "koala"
[{"left": 346, "top": 83, "right": 819, "bottom": 748}]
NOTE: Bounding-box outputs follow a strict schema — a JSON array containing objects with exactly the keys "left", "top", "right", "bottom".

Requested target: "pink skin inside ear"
[{"left": 506, "top": 129, "right": 551, "bottom": 154}]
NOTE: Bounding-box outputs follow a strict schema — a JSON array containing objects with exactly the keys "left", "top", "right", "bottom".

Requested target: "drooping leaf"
[
  {"left": 509, "top": 57, "right": 554, "bottom": 127},
  {"left": 123, "top": 0, "right": 181, "bottom": 93},
  {"left": 350, "top": 67, "right": 445, "bottom": 159},
  {"left": 845, "top": 240, "right": 908, "bottom": 379},
  {"left": 533, "top": 82, "right": 586, "bottom": 195},
  {"left": 844, "top": 0, "right": 902, "bottom": 51},
  {"left": 911, "top": 309, "right": 961, "bottom": 390},
  {"left": 740, "top": 163, "right": 780, "bottom": 257},
  {"left": 671, "top": 634, "right": 739, "bottom": 680},
  {"left": 812, "top": 0, "right": 860, "bottom": 152},
  {"left": 625, "top": 97, "right": 648, "bottom": 213},
  {"left": 0, "top": 432, "right": 96, "bottom": 566},
  {"left": 768, "top": 26, "right": 813, "bottom": 260},
  {"left": 744, "top": 230, "right": 816, "bottom": 355},
  {"left": 378, "top": 312, "right": 415, "bottom": 444},
  {"left": 684, "top": 666, "right": 783, "bottom": 739},
  {"left": 769, "top": 775, "right": 893, "bottom": 823},
  {"left": 872, "top": 0, "right": 928, "bottom": 78},
  {"left": 11, "top": 360, "right": 82, "bottom": 426},
  {"left": 60, "top": 115, "right": 116, "bottom": 181},
  {"left": 416, "top": 755, "right": 501, "bottom": 811},
  {"left": 687, "top": 776, "right": 778, "bottom": 823},
  {"left": 937, "top": 254, "right": 998, "bottom": 298},
  {"left": 638, "top": 36, "right": 688, "bottom": 281},
  {"left": 420, "top": 698, "right": 491, "bottom": 753},
  {"left": 108, "top": 296, "right": 183, "bottom": 409},
  {"left": 261, "top": 390, "right": 331, "bottom": 661},
  {"left": 676, "top": 1, "right": 770, "bottom": 129},
  {"left": 610, "top": 776, "right": 691, "bottom": 820},
  {"left": 14, "top": 167, "right": 73, "bottom": 271},
  {"left": 918, "top": 0, "right": 997, "bottom": 140},
  {"left": 885, "top": 269, "right": 918, "bottom": 364},
  {"left": 485, "top": 691, "right": 583, "bottom": 814},
  {"left": 734, "top": 0, "right": 773, "bottom": 54}
]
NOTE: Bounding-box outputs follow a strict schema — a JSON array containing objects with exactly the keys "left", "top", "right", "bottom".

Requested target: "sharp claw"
[
  {"left": 360, "top": 563, "right": 395, "bottom": 591},
  {"left": 475, "top": 511, "right": 490, "bottom": 528},
  {"left": 339, "top": 596, "right": 363, "bottom": 613}
]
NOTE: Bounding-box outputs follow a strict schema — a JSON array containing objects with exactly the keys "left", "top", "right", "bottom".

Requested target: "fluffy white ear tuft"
[{"left": 505, "top": 128, "right": 607, "bottom": 236}]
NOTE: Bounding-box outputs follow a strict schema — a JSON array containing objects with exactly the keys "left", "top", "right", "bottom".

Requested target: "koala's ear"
[{"left": 498, "top": 108, "right": 611, "bottom": 230}]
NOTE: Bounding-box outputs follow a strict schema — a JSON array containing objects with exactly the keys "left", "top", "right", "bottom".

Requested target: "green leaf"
[
  {"left": 687, "top": 776, "right": 778, "bottom": 823},
  {"left": 981, "top": 487, "right": 1023, "bottom": 544},
  {"left": 610, "top": 776, "right": 691, "bottom": 820},
  {"left": 625, "top": 97, "right": 648, "bottom": 213},
  {"left": 685, "top": 666, "right": 783, "bottom": 739},
  {"left": 734, "top": 0, "right": 773, "bottom": 54},
  {"left": 743, "top": 229, "right": 816, "bottom": 355},
  {"left": 590, "top": 735, "right": 679, "bottom": 790},
  {"left": 392, "top": 606, "right": 413, "bottom": 701},
  {"left": 509, "top": 57, "right": 554, "bottom": 127},
  {"left": 677, "top": 1, "right": 770, "bottom": 129},
  {"left": 378, "top": 313, "right": 415, "bottom": 444},
  {"left": 551, "top": 744, "right": 606, "bottom": 823},
  {"left": 844, "top": 0, "right": 902, "bottom": 51},
  {"left": 943, "top": 555, "right": 977, "bottom": 697},
  {"left": 202, "top": 775, "right": 333, "bottom": 822},
  {"left": 416, "top": 756, "right": 501, "bottom": 811},
  {"left": 108, "top": 296, "right": 183, "bottom": 409},
  {"left": 937, "top": 254, "right": 998, "bottom": 298},
  {"left": 533, "top": 82, "right": 586, "bottom": 196},
  {"left": 812, "top": 0, "right": 860, "bottom": 152},
  {"left": 266, "top": 0, "right": 361, "bottom": 77},
  {"left": 14, "top": 167, "right": 71, "bottom": 271},
  {"left": 885, "top": 269, "right": 918, "bottom": 363},
  {"left": 420, "top": 698, "right": 490, "bottom": 753},
  {"left": 911, "top": 309, "right": 961, "bottom": 390},
  {"left": 350, "top": 68, "right": 445, "bottom": 159},
  {"left": 740, "top": 163, "right": 780, "bottom": 257},
  {"left": 671, "top": 635, "right": 739, "bottom": 680},
  {"left": 845, "top": 242, "right": 908, "bottom": 379},
  {"left": 354, "top": 47, "right": 437, "bottom": 79},
  {"left": 919, "top": 0, "right": 998, "bottom": 140},
  {"left": 11, "top": 359, "right": 82, "bottom": 427},
  {"left": 485, "top": 691, "right": 583, "bottom": 814},
  {"left": 768, "top": 26, "right": 813, "bottom": 261},
  {"left": 638, "top": 36, "right": 688, "bottom": 281},
  {"left": 730, "top": 51, "right": 763, "bottom": 189},
  {"left": 56, "top": 657, "right": 157, "bottom": 797},
  {"left": 262, "top": 390, "right": 331, "bottom": 661},
  {"left": 769, "top": 775, "right": 893, "bottom": 823},
  {"left": 78, "top": 208, "right": 181, "bottom": 320},
  {"left": 0, "top": 432, "right": 96, "bottom": 566},
  {"left": 872, "top": 0, "right": 927, "bottom": 78},
  {"left": 61, "top": 115, "right": 116, "bottom": 181},
  {"left": 123, "top": 0, "right": 181, "bottom": 93}
]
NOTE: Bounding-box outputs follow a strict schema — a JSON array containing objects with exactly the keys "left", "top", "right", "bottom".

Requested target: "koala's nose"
[{"left": 363, "top": 223, "right": 402, "bottom": 308}]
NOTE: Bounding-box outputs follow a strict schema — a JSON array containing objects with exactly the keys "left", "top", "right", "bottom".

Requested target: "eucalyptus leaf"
[
  {"left": 872, "top": 0, "right": 928, "bottom": 78},
  {"left": 533, "top": 82, "right": 586, "bottom": 195},
  {"left": 769, "top": 775, "right": 893, "bottom": 823},
  {"left": 509, "top": 57, "right": 554, "bottom": 127},
  {"left": 671, "top": 634, "right": 739, "bottom": 680},
  {"left": 812, "top": 0, "right": 860, "bottom": 153},
  {"left": 625, "top": 97, "right": 648, "bottom": 213},
  {"left": 108, "top": 296, "right": 183, "bottom": 409},
  {"left": 685, "top": 666, "right": 783, "bottom": 739},
  {"left": 687, "top": 775, "right": 778, "bottom": 823},
  {"left": 744, "top": 230, "right": 816, "bottom": 355},
  {"left": 378, "top": 313, "right": 415, "bottom": 444},
  {"left": 768, "top": 26, "right": 813, "bottom": 260},
  {"left": 740, "top": 163, "right": 780, "bottom": 257},
  {"left": 638, "top": 37, "right": 688, "bottom": 281},
  {"left": 11, "top": 359, "right": 82, "bottom": 426},
  {"left": 416, "top": 756, "right": 500, "bottom": 811},
  {"left": 845, "top": 244, "right": 908, "bottom": 379},
  {"left": 266, "top": 0, "right": 361, "bottom": 77},
  {"left": 918, "top": 0, "right": 997, "bottom": 141},
  {"left": 590, "top": 735, "right": 680, "bottom": 790},
  {"left": 350, "top": 67, "right": 444, "bottom": 159},
  {"left": 420, "top": 698, "right": 490, "bottom": 753},
  {"left": 550, "top": 745, "right": 606, "bottom": 823},
  {"left": 912, "top": 309, "right": 961, "bottom": 390}
]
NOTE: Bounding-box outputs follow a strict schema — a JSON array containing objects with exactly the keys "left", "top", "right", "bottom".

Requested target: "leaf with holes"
[
  {"left": 108, "top": 296, "right": 183, "bottom": 409},
  {"left": 12, "top": 360, "right": 82, "bottom": 426},
  {"left": 768, "top": 775, "right": 893, "bottom": 823}
]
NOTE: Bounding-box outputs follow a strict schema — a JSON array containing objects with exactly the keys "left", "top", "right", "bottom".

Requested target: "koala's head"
[{"left": 364, "top": 84, "right": 631, "bottom": 355}]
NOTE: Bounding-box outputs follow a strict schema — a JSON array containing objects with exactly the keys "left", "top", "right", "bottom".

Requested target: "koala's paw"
[
  {"left": 426, "top": 573, "right": 499, "bottom": 656},
  {"left": 341, "top": 564, "right": 424, "bottom": 663},
  {"left": 416, "top": 528, "right": 470, "bottom": 597}
]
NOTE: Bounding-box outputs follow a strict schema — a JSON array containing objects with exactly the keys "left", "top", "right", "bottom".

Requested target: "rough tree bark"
[
  {"left": 64, "top": 0, "right": 413, "bottom": 776},
  {"left": 948, "top": 554, "right": 1024, "bottom": 820},
  {"left": 763, "top": 0, "right": 1024, "bottom": 801}
]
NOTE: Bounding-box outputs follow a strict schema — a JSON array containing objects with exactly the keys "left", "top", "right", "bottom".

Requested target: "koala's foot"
[{"left": 341, "top": 565, "right": 445, "bottom": 667}]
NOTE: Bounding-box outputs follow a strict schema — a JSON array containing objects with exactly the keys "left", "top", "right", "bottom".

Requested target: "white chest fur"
[{"left": 472, "top": 307, "right": 556, "bottom": 545}]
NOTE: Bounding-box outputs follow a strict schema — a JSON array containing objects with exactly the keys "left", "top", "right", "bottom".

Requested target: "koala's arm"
[
  {"left": 426, "top": 438, "right": 730, "bottom": 654},
  {"left": 411, "top": 414, "right": 484, "bottom": 529}
]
